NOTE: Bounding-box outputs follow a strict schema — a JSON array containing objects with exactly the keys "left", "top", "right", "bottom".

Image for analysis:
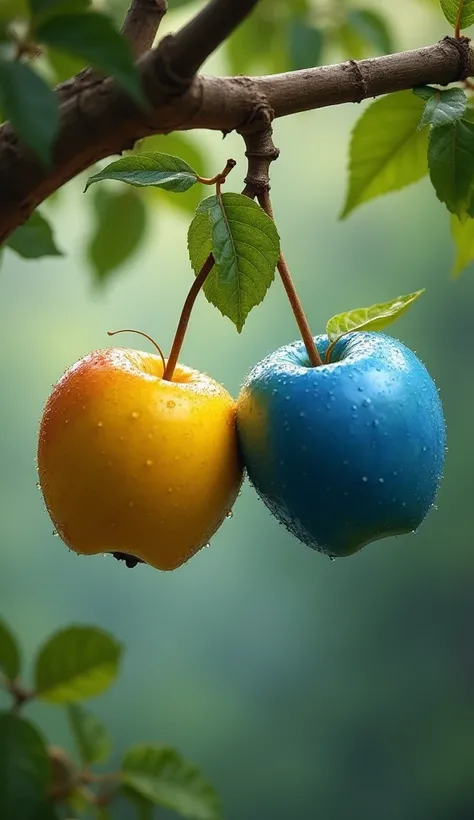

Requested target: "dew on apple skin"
[
  {"left": 131, "top": 411, "right": 140, "bottom": 419},
  {"left": 362, "top": 476, "right": 368, "bottom": 482},
  {"left": 362, "top": 398, "right": 371, "bottom": 407},
  {"left": 52, "top": 530, "right": 58, "bottom": 537},
  {"left": 226, "top": 510, "right": 233, "bottom": 519},
  {"left": 97, "top": 421, "right": 104, "bottom": 428},
  {"left": 329, "top": 555, "right": 337, "bottom": 562},
  {"left": 167, "top": 400, "right": 176, "bottom": 409},
  {"left": 378, "top": 478, "right": 384, "bottom": 484},
  {"left": 145, "top": 459, "right": 153, "bottom": 467}
]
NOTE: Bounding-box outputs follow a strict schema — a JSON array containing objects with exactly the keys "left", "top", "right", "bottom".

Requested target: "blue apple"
[{"left": 237, "top": 332, "right": 446, "bottom": 557}]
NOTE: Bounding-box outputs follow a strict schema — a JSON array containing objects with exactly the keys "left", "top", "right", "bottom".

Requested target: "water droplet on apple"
[
  {"left": 372, "top": 419, "right": 379, "bottom": 427},
  {"left": 285, "top": 395, "right": 290, "bottom": 401},
  {"left": 167, "top": 400, "right": 176, "bottom": 409},
  {"left": 362, "top": 398, "right": 371, "bottom": 407},
  {"left": 97, "top": 421, "right": 104, "bottom": 428},
  {"left": 329, "top": 555, "right": 337, "bottom": 562},
  {"left": 402, "top": 502, "right": 407, "bottom": 507},
  {"left": 358, "top": 386, "right": 364, "bottom": 392},
  {"left": 392, "top": 470, "right": 398, "bottom": 476},
  {"left": 146, "top": 459, "right": 153, "bottom": 467},
  {"left": 131, "top": 411, "right": 139, "bottom": 419},
  {"left": 204, "top": 542, "right": 211, "bottom": 549},
  {"left": 299, "top": 411, "right": 306, "bottom": 417},
  {"left": 226, "top": 510, "right": 233, "bottom": 519},
  {"left": 128, "top": 501, "right": 134, "bottom": 507},
  {"left": 422, "top": 445, "right": 428, "bottom": 452},
  {"left": 351, "top": 405, "right": 357, "bottom": 411},
  {"left": 36, "top": 482, "right": 40, "bottom": 489},
  {"left": 52, "top": 530, "right": 58, "bottom": 537},
  {"left": 378, "top": 477, "right": 384, "bottom": 484},
  {"left": 362, "top": 476, "right": 368, "bottom": 482}
]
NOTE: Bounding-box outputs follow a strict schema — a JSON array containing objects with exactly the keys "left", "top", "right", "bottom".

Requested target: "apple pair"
[{"left": 37, "top": 332, "right": 446, "bottom": 570}]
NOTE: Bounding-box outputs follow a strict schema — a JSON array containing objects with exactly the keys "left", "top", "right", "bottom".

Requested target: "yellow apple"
[{"left": 37, "top": 347, "right": 243, "bottom": 571}]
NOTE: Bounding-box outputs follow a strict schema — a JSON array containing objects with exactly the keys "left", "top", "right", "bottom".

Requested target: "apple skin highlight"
[
  {"left": 237, "top": 332, "right": 446, "bottom": 558},
  {"left": 38, "top": 348, "right": 243, "bottom": 571}
]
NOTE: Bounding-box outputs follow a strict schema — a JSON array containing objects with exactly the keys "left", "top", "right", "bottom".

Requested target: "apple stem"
[
  {"left": 107, "top": 329, "right": 166, "bottom": 373},
  {"left": 162, "top": 253, "right": 215, "bottom": 381},
  {"left": 257, "top": 191, "right": 323, "bottom": 368}
]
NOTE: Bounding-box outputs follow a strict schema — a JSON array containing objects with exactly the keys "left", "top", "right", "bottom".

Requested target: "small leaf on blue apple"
[
  {"left": 85, "top": 153, "right": 198, "bottom": 193},
  {"left": 428, "top": 118, "right": 474, "bottom": 217},
  {"left": 414, "top": 86, "right": 467, "bottom": 129},
  {"left": 326, "top": 289, "right": 425, "bottom": 344},
  {"left": 439, "top": 0, "right": 474, "bottom": 28},
  {"left": 7, "top": 210, "right": 62, "bottom": 259},
  {"left": 187, "top": 193, "right": 280, "bottom": 332}
]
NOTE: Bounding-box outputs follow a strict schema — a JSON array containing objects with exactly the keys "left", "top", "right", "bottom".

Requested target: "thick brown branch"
[
  {"left": 122, "top": 0, "right": 168, "bottom": 58},
  {"left": 0, "top": 36, "right": 472, "bottom": 243}
]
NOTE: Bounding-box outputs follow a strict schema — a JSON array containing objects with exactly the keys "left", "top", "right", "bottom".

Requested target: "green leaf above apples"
[
  {"left": 428, "top": 118, "right": 474, "bottom": 217},
  {"left": 325, "top": 290, "right": 425, "bottom": 359},
  {"left": 85, "top": 153, "right": 198, "bottom": 193},
  {"left": 414, "top": 86, "right": 467, "bottom": 129},
  {"left": 341, "top": 91, "right": 428, "bottom": 218},
  {"left": 439, "top": 0, "right": 474, "bottom": 28},
  {"left": 187, "top": 193, "right": 280, "bottom": 332}
]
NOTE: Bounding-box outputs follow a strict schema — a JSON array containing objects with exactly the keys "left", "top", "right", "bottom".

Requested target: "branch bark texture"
[
  {"left": 121, "top": 0, "right": 168, "bottom": 57},
  {"left": 0, "top": 22, "right": 472, "bottom": 243}
]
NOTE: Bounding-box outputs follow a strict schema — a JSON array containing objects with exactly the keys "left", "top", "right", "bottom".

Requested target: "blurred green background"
[{"left": 2, "top": 0, "right": 474, "bottom": 818}]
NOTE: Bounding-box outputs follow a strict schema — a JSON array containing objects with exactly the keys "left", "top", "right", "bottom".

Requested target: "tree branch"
[
  {"left": 0, "top": 35, "right": 472, "bottom": 243},
  {"left": 121, "top": 0, "right": 168, "bottom": 58}
]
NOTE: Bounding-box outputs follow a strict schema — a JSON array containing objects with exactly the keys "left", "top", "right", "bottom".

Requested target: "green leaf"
[
  {"left": 0, "top": 620, "right": 21, "bottom": 680},
  {"left": 7, "top": 210, "right": 62, "bottom": 259},
  {"left": 122, "top": 785, "right": 154, "bottom": 820},
  {"left": 0, "top": 713, "right": 50, "bottom": 820},
  {"left": 346, "top": 9, "right": 394, "bottom": 54},
  {"left": 87, "top": 187, "right": 147, "bottom": 285},
  {"left": 336, "top": 21, "right": 367, "bottom": 60},
  {"left": 47, "top": 47, "right": 88, "bottom": 83},
  {"left": 134, "top": 134, "right": 206, "bottom": 214},
  {"left": 288, "top": 20, "right": 324, "bottom": 69},
  {"left": 36, "top": 12, "right": 145, "bottom": 106},
  {"left": 32, "top": 802, "right": 60, "bottom": 820},
  {"left": 34, "top": 625, "right": 122, "bottom": 703},
  {"left": 0, "top": 59, "right": 58, "bottom": 165},
  {"left": 326, "top": 290, "right": 425, "bottom": 344},
  {"left": 415, "top": 87, "right": 467, "bottom": 129},
  {"left": 450, "top": 213, "right": 474, "bottom": 276},
  {"left": 439, "top": 0, "right": 474, "bottom": 28},
  {"left": 188, "top": 193, "right": 280, "bottom": 332},
  {"left": 85, "top": 152, "right": 197, "bottom": 193},
  {"left": 341, "top": 91, "right": 428, "bottom": 218},
  {"left": 428, "top": 118, "right": 474, "bottom": 216},
  {"left": 29, "top": 0, "right": 90, "bottom": 18},
  {"left": 122, "top": 745, "right": 221, "bottom": 820},
  {"left": 66, "top": 703, "right": 111, "bottom": 765}
]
